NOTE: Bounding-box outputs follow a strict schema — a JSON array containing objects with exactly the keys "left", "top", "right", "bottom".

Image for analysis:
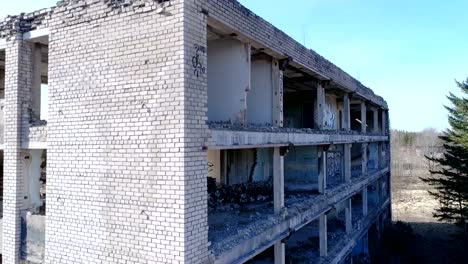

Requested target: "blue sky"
[
  {"left": 3, "top": 1, "right": 467, "bottom": 131},
  {"left": 237, "top": 0, "right": 468, "bottom": 132}
]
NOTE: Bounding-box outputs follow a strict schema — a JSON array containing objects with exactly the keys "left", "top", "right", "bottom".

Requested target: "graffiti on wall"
[
  {"left": 207, "top": 162, "right": 214, "bottom": 173},
  {"left": 323, "top": 96, "right": 338, "bottom": 129},
  {"left": 192, "top": 44, "right": 206, "bottom": 77},
  {"left": 327, "top": 151, "right": 343, "bottom": 180}
]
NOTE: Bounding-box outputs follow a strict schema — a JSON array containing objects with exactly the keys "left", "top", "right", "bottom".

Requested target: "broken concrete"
[
  {"left": 321, "top": 199, "right": 390, "bottom": 264},
  {"left": 209, "top": 127, "right": 389, "bottom": 150},
  {"left": 212, "top": 168, "right": 389, "bottom": 263}
]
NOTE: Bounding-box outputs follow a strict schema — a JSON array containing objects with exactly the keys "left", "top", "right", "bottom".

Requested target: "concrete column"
[
  {"left": 344, "top": 144, "right": 351, "bottom": 182},
  {"left": 21, "top": 151, "right": 31, "bottom": 208},
  {"left": 241, "top": 43, "right": 251, "bottom": 127},
  {"left": 377, "top": 142, "right": 382, "bottom": 170},
  {"left": 273, "top": 147, "right": 285, "bottom": 214},
  {"left": 272, "top": 59, "right": 284, "bottom": 127},
  {"left": 362, "top": 187, "right": 368, "bottom": 216},
  {"left": 372, "top": 108, "right": 378, "bottom": 133},
  {"left": 318, "top": 147, "right": 327, "bottom": 194},
  {"left": 319, "top": 213, "right": 328, "bottom": 257},
  {"left": 361, "top": 101, "right": 366, "bottom": 133},
  {"left": 274, "top": 241, "right": 285, "bottom": 264},
  {"left": 316, "top": 83, "right": 325, "bottom": 130},
  {"left": 381, "top": 110, "right": 387, "bottom": 135},
  {"left": 346, "top": 198, "right": 352, "bottom": 234},
  {"left": 29, "top": 149, "right": 44, "bottom": 212},
  {"left": 377, "top": 178, "right": 382, "bottom": 207},
  {"left": 32, "top": 44, "right": 42, "bottom": 120},
  {"left": 3, "top": 35, "right": 33, "bottom": 264},
  {"left": 361, "top": 143, "right": 368, "bottom": 176},
  {"left": 343, "top": 93, "right": 351, "bottom": 130}
]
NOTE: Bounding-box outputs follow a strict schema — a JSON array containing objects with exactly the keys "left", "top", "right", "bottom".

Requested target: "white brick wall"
[
  {"left": 3, "top": 34, "right": 34, "bottom": 264},
  {"left": 45, "top": 0, "right": 209, "bottom": 263},
  {"left": 182, "top": 1, "right": 209, "bottom": 262}
]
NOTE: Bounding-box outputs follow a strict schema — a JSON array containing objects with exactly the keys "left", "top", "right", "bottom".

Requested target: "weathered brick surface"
[
  {"left": 2, "top": 34, "right": 34, "bottom": 263},
  {"left": 182, "top": 0, "right": 210, "bottom": 262},
  {"left": 45, "top": 0, "right": 208, "bottom": 263},
  {"left": 0, "top": 10, "right": 52, "bottom": 40}
]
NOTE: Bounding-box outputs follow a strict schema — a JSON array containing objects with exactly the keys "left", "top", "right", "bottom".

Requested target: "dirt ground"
[{"left": 392, "top": 181, "right": 467, "bottom": 263}]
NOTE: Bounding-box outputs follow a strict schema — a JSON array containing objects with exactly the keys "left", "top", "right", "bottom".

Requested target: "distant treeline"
[
  {"left": 391, "top": 128, "right": 443, "bottom": 149},
  {"left": 391, "top": 128, "right": 444, "bottom": 186}
]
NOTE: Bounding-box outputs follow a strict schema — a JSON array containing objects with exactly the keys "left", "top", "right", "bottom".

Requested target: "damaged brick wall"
[{"left": 0, "top": 9, "right": 52, "bottom": 40}]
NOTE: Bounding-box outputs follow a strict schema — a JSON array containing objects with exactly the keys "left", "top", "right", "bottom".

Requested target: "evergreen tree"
[{"left": 421, "top": 79, "right": 468, "bottom": 235}]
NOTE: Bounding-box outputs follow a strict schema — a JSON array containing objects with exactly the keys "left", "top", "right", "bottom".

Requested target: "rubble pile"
[{"left": 208, "top": 177, "right": 273, "bottom": 210}]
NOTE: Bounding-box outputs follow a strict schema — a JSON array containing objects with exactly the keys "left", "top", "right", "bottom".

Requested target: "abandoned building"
[{"left": 0, "top": 0, "right": 391, "bottom": 263}]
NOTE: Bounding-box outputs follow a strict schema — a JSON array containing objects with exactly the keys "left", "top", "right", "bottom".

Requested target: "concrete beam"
[
  {"left": 241, "top": 42, "right": 251, "bottom": 127},
  {"left": 378, "top": 143, "right": 382, "bottom": 170},
  {"left": 361, "top": 143, "right": 368, "bottom": 176},
  {"left": 209, "top": 129, "right": 389, "bottom": 150},
  {"left": 273, "top": 147, "right": 284, "bottom": 214},
  {"left": 343, "top": 94, "right": 351, "bottom": 130},
  {"left": 213, "top": 167, "right": 390, "bottom": 263},
  {"left": 316, "top": 83, "right": 325, "bottom": 130},
  {"left": 320, "top": 213, "right": 328, "bottom": 257},
  {"left": 373, "top": 108, "right": 379, "bottom": 133},
  {"left": 23, "top": 28, "right": 49, "bottom": 42},
  {"left": 378, "top": 178, "right": 383, "bottom": 207},
  {"left": 361, "top": 102, "right": 367, "bottom": 133},
  {"left": 345, "top": 198, "right": 352, "bottom": 234},
  {"left": 362, "top": 188, "right": 368, "bottom": 216},
  {"left": 318, "top": 147, "right": 327, "bottom": 194},
  {"left": 272, "top": 59, "right": 284, "bottom": 127},
  {"left": 381, "top": 110, "right": 387, "bottom": 134},
  {"left": 274, "top": 242, "right": 285, "bottom": 264},
  {"left": 344, "top": 144, "right": 351, "bottom": 182}
]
